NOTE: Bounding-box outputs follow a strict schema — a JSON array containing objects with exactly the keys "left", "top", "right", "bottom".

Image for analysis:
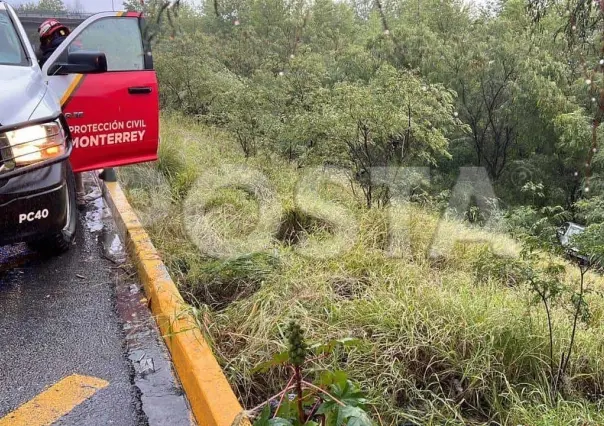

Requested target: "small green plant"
[
  {"left": 520, "top": 181, "right": 545, "bottom": 205},
  {"left": 242, "top": 320, "right": 374, "bottom": 426},
  {"left": 518, "top": 219, "right": 604, "bottom": 400}
]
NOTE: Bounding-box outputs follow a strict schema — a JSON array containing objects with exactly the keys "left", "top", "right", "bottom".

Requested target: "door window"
[
  {"left": 63, "top": 17, "right": 145, "bottom": 71},
  {"left": 0, "top": 10, "right": 28, "bottom": 66}
]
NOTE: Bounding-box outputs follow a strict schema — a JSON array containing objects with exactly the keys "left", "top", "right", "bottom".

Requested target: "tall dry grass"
[{"left": 119, "top": 112, "right": 604, "bottom": 425}]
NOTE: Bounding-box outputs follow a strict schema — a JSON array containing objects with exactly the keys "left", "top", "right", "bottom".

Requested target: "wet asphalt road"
[{"left": 0, "top": 174, "right": 194, "bottom": 425}]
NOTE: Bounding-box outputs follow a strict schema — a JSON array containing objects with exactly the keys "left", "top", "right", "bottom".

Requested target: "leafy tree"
[
  {"left": 527, "top": 0, "right": 604, "bottom": 204},
  {"left": 123, "top": 0, "right": 145, "bottom": 11},
  {"left": 327, "top": 64, "right": 463, "bottom": 207},
  {"left": 17, "top": 0, "right": 67, "bottom": 13}
]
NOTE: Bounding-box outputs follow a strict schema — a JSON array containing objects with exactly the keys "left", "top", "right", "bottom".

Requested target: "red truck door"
[{"left": 41, "top": 11, "right": 159, "bottom": 174}]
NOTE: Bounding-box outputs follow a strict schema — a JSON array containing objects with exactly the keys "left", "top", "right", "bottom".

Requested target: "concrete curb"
[{"left": 101, "top": 180, "right": 248, "bottom": 426}]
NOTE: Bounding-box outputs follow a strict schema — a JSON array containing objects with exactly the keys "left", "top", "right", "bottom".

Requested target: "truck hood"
[{"left": 0, "top": 65, "right": 59, "bottom": 127}]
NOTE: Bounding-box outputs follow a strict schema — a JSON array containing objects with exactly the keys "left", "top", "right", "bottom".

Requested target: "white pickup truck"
[{"left": 0, "top": 2, "right": 159, "bottom": 254}]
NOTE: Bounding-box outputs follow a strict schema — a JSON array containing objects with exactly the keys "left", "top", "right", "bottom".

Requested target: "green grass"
[{"left": 119, "top": 112, "right": 604, "bottom": 425}]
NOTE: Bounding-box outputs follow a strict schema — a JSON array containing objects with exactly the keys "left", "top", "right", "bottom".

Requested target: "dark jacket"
[{"left": 37, "top": 35, "right": 67, "bottom": 68}]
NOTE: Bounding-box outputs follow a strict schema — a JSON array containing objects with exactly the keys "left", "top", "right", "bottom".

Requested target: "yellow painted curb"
[{"left": 101, "top": 180, "right": 249, "bottom": 426}]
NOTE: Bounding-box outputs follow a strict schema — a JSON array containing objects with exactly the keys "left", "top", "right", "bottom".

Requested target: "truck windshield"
[{"left": 0, "top": 10, "right": 28, "bottom": 66}]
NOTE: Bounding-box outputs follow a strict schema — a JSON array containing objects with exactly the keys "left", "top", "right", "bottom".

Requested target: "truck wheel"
[{"left": 28, "top": 164, "right": 78, "bottom": 255}]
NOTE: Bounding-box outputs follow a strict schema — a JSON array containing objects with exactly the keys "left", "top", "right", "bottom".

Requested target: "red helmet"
[{"left": 38, "top": 19, "right": 70, "bottom": 41}]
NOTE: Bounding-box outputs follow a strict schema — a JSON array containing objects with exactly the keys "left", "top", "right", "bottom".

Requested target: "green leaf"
[
  {"left": 268, "top": 418, "right": 294, "bottom": 426},
  {"left": 319, "top": 370, "right": 348, "bottom": 388},
  {"left": 341, "top": 406, "right": 373, "bottom": 426},
  {"left": 275, "top": 398, "right": 296, "bottom": 419},
  {"left": 252, "top": 350, "right": 290, "bottom": 373},
  {"left": 330, "top": 379, "right": 367, "bottom": 405},
  {"left": 254, "top": 405, "right": 272, "bottom": 426},
  {"left": 326, "top": 405, "right": 346, "bottom": 426},
  {"left": 316, "top": 401, "right": 334, "bottom": 415}
]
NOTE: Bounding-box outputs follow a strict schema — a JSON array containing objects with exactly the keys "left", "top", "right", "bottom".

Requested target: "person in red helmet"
[
  {"left": 36, "top": 19, "right": 89, "bottom": 209},
  {"left": 37, "top": 18, "right": 71, "bottom": 67}
]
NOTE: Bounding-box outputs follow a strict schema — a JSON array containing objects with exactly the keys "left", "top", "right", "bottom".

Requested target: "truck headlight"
[{"left": 5, "top": 120, "right": 67, "bottom": 166}]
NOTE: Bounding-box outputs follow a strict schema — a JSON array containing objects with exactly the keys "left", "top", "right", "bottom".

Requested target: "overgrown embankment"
[{"left": 119, "top": 113, "right": 604, "bottom": 425}]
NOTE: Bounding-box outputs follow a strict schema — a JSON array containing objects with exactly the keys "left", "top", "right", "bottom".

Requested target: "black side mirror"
[{"left": 48, "top": 51, "right": 108, "bottom": 75}]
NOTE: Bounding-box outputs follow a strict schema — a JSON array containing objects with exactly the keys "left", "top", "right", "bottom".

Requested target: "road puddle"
[
  {"left": 83, "top": 195, "right": 106, "bottom": 233},
  {"left": 0, "top": 244, "right": 36, "bottom": 274}
]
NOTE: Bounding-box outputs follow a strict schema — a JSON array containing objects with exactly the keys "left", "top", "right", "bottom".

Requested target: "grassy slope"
[{"left": 119, "top": 113, "right": 604, "bottom": 425}]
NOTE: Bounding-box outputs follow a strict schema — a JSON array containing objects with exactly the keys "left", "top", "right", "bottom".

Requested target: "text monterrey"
[{"left": 69, "top": 120, "right": 146, "bottom": 149}]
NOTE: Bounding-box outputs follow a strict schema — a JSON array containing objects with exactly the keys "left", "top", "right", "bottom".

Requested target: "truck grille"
[{"left": 0, "top": 133, "right": 15, "bottom": 176}]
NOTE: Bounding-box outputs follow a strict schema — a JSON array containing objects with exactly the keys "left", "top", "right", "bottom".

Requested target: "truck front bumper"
[{"left": 0, "top": 161, "right": 70, "bottom": 247}]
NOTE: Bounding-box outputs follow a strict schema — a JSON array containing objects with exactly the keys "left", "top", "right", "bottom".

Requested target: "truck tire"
[{"left": 28, "top": 164, "right": 78, "bottom": 255}]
